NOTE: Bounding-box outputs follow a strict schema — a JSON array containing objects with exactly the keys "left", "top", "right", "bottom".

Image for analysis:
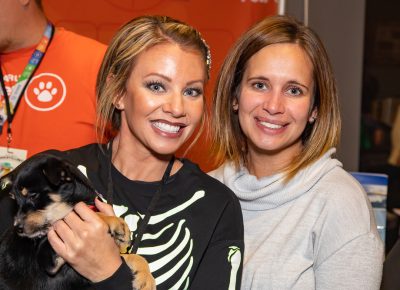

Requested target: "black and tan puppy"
[{"left": 0, "top": 153, "right": 155, "bottom": 290}]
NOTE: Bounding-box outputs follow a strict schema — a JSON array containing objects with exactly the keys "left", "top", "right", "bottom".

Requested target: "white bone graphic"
[{"left": 228, "top": 246, "right": 241, "bottom": 290}]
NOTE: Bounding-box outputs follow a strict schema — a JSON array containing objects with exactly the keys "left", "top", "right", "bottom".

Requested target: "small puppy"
[{"left": 0, "top": 153, "right": 155, "bottom": 290}]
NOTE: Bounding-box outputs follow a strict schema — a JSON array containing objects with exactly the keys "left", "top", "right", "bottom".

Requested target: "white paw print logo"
[
  {"left": 25, "top": 73, "right": 66, "bottom": 112},
  {"left": 33, "top": 81, "right": 57, "bottom": 102}
]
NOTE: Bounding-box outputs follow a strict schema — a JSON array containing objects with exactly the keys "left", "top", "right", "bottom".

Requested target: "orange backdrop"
[{"left": 43, "top": 0, "right": 277, "bottom": 171}]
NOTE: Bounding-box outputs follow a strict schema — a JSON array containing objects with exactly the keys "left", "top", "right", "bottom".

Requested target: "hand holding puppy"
[{"left": 48, "top": 201, "right": 122, "bottom": 282}]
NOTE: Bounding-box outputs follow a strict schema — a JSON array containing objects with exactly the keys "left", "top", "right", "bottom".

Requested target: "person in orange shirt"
[{"left": 0, "top": 0, "right": 106, "bottom": 174}]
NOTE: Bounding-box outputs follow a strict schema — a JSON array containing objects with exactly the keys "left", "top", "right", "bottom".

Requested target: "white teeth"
[
  {"left": 153, "top": 122, "right": 180, "bottom": 133},
  {"left": 259, "top": 121, "right": 283, "bottom": 129}
]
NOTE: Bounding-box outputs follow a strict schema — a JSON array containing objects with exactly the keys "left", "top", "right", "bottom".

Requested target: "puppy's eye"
[{"left": 28, "top": 192, "right": 40, "bottom": 200}]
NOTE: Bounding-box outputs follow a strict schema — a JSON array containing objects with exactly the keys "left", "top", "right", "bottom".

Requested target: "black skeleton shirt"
[{"left": 54, "top": 144, "right": 244, "bottom": 290}]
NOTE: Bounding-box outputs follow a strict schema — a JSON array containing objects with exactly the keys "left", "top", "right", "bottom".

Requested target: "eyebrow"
[
  {"left": 144, "top": 73, "right": 205, "bottom": 86},
  {"left": 286, "top": 80, "right": 310, "bottom": 91},
  {"left": 144, "top": 73, "right": 172, "bottom": 82},
  {"left": 247, "top": 76, "right": 310, "bottom": 91},
  {"left": 187, "top": 79, "right": 205, "bottom": 86}
]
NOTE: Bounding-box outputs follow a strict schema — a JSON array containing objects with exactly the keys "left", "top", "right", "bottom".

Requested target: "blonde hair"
[
  {"left": 211, "top": 15, "right": 341, "bottom": 181},
  {"left": 96, "top": 15, "right": 211, "bottom": 148}
]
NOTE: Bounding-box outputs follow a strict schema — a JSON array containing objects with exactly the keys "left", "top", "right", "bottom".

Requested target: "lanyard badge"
[{"left": 0, "top": 22, "right": 54, "bottom": 143}]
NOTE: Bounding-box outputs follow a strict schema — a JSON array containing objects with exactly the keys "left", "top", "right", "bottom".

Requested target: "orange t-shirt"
[{"left": 0, "top": 27, "right": 107, "bottom": 157}]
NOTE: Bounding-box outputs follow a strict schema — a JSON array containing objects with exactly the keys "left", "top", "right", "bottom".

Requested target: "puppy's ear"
[
  {"left": 42, "top": 157, "right": 73, "bottom": 186},
  {"left": 0, "top": 174, "right": 15, "bottom": 199}
]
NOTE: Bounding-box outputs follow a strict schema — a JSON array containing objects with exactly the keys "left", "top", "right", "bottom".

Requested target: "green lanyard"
[{"left": 0, "top": 22, "right": 54, "bottom": 143}]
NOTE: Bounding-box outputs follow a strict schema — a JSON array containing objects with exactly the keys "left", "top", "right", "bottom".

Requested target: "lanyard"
[
  {"left": 0, "top": 22, "right": 54, "bottom": 142},
  {"left": 106, "top": 141, "right": 175, "bottom": 254}
]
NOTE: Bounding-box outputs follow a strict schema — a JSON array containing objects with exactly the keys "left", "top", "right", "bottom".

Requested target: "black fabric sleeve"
[
  {"left": 190, "top": 197, "right": 244, "bottom": 290},
  {"left": 92, "top": 259, "right": 134, "bottom": 290}
]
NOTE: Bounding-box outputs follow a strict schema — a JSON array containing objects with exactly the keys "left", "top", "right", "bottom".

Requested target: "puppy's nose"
[
  {"left": 15, "top": 222, "right": 24, "bottom": 234},
  {"left": 14, "top": 219, "right": 24, "bottom": 234}
]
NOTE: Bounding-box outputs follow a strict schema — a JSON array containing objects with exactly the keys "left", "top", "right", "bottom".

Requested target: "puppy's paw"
[
  {"left": 97, "top": 213, "right": 131, "bottom": 253},
  {"left": 109, "top": 217, "right": 131, "bottom": 252},
  {"left": 122, "top": 254, "right": 156, "bottom": 290}
]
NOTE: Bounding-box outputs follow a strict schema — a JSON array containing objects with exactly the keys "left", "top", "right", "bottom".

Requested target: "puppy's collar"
[{"left": 87, "top": 204, "right": 99, "bottom": 212}]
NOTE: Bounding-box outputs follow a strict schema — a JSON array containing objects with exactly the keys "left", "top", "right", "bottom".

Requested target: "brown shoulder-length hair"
[
  {"left": 96, "top": 15, "right": 211, "bottom": 145},
  {"left": 211, "top": 15, "right": 341, "bottom": 180}
]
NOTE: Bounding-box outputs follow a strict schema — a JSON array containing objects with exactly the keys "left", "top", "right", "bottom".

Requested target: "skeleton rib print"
[
  {"left": 73, "top": 152, "right": 243, "bottom": 290},
  {"left": 113, "top": 190, "right": 205, "bottom": 289}
]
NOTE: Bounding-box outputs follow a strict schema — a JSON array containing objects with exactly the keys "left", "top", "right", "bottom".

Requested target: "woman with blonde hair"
[
  {"left": 24, "top": 15, "right": 243, "bottom": 290},
  {"left": 210, "top": 15, "right": 383, "bottom": 289}
]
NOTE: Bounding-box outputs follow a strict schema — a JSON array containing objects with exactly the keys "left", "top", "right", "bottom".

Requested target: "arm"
[
  {"left": 190, "top": 198, "right": 244, "bottom": 290},
  {"left": 315, "top": 232, "right": 383, "bottom": 290},
  {"left": 190, "top": 240, "right": 243, "bottom": 290},
  {"left": 92, "top": 261, "right": 134, "bottom": 290},
  {"left": 311, "top": 170, "right": 384, "bottom": 290}
]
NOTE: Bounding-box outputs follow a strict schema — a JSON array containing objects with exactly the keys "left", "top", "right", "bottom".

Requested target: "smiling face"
[
  {"left": 236, "top": 43, "right": 317, "bottom": 171},
  {"left": 115, "top": 42, "right": 206, "bottom": 156}
]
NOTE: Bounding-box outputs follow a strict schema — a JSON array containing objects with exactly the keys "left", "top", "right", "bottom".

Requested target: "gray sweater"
[{"left": 209, "top": 148, "right": 384, "bottom": 290}]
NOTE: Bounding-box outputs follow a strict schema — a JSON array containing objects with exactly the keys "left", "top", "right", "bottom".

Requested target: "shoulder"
[
  {"left": 180, "top": 159, "right": 241, "bottom": 208},
  {"left": 44, "top": 143, "right": 105, "bottom": 168},
  {"left": 42, "top": 144, "right": 109, "bottom": 194},
  {"left": 317, "top": 166, "right": 370, "bottom": 210},
  {"left": 304, "top": 165, "right": 384, "bottom": 265},
  {"left": 54, "top": 28, "right": 106, "bottom": 48},
  {"left": 207, "top": 163, "right": 225, "bottom": 182},
  {"left": 180, "top": 160, "right": 244, "bottom": 242},
  {"left": 51, "top": 28, "right": 107, "bottom": 58},
  {"left": 312, "top": 166, "right": 380, "bottom": 244}
]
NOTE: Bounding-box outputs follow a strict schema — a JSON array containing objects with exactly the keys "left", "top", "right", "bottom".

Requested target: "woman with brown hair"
[{"left": 210, "top": 15, "right": 383, "bottom": 289}]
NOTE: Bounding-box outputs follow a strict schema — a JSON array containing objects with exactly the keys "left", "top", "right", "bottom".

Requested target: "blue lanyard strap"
[{"left": 0, "top": 22, "right": 54, "bottom": 142}]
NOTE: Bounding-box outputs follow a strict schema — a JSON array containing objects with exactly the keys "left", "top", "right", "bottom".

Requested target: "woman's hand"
[{"left": 48, "top": 201, "right": 122, "bottom": 282}]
